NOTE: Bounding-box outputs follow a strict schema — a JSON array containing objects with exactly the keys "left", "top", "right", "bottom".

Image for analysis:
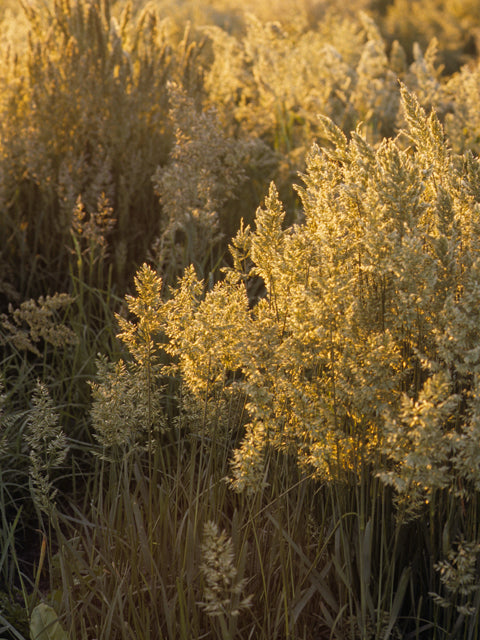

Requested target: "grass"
[{"left": 2, "top": 1, "right": 480, "bottom": 639}]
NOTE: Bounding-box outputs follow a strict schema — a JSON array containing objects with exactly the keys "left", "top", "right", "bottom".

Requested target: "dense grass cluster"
[{"left": 2, "top": 0, "right": 480, "bottom": 638}]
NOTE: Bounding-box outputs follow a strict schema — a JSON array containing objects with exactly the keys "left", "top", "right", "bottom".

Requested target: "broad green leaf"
[{"left": 30, "top": 604, "right": 68, "bottom": 640}]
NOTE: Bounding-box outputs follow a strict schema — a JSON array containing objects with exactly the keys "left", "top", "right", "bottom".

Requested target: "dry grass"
[{"left": 2, "top": 1, "right": 480, "bottom": 639}]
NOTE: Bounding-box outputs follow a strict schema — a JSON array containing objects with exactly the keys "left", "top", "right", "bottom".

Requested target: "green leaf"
[
  {"left": 30, "top": 604, "right": 68, "bottom": 640},
  {"left": 382, "top": 566, "right": 412, "bottom": 640}
]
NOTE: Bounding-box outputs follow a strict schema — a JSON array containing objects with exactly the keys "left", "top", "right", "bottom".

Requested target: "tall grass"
[{"left": 2, "top": 1, "right": 480, "bottom": 639}]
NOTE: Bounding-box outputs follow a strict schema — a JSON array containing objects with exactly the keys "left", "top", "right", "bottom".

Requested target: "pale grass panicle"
[
  {"left": 451, "top": 379, "right": 480, "bottom": 495},
  {"left": 90, "top": 356, "right": 166, "bottom": 452},
  {"left": 444, "top": 61, "right": 480, "bottom": 155},
  {"left": 229, "top": 420, "right": 268, "bottom": 493},
  {"left": 162, "top": 264, "right": 247, "bottom": 387},
  {"left": 199, "top": 520, "right": 252, "bottom": 618},
  {"left": 151, "top": 82, "right": 250, "bottom": 280},
  {"left": 25, "top": 381, "right": 69, "bottom": 518},
  {"left": 430, "top": 539, "right": 480, "bottom": 617},
  {"left": 378, "top": 371, "right": 458, "bottom": 516},
  {"left": 403, "top": 38, "right": 444, "bottom": 113},
  {"left": 0, "top": 293, "right": 78, "bottom": 357},
  {"left": 161, "top": 263, "right": 250, "bottom": 442},
  {"left": 116, "top": 262, "right": 165, "bottom": 366},
  {"left": 341, "top": 611, "right": 403, "bottom": 640},
  {"left": 350, "top": 13, "right": 400, "bottom": 139},
  {"left": 91, "top": 264, "right": 166, "bottom": 451},
  {"left": 0, "top": 378, "right": 12, "bottom": 456},
  {"left": 165, "top": 271, "right": 249, "bottom": 394},
  {"left": 70, "top": 192, "right": 116, "bottom": 263}
]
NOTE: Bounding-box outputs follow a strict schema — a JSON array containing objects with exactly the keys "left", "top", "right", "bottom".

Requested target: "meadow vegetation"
[{"left": 1, "top": 0, "right": 480, "bottom": 638}]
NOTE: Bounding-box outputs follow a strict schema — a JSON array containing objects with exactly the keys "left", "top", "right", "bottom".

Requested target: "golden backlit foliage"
[
  {"left": 150, "top": 90, "right": 480, "bottom": 506},
  {"left": 3, "top": 2, "right": 480, "bottom": 638},
  {"left": 2, "top": 0, "right": 480, "bottom": 303}
]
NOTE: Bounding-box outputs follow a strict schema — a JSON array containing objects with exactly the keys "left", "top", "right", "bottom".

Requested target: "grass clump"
[{"left": 21, "top": 86, "right": 478, "bottom": 639}]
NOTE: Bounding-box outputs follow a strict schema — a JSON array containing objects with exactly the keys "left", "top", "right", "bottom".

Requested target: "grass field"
[{"left": 1, "top": 1, "right": 480, "bottom": 638}]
